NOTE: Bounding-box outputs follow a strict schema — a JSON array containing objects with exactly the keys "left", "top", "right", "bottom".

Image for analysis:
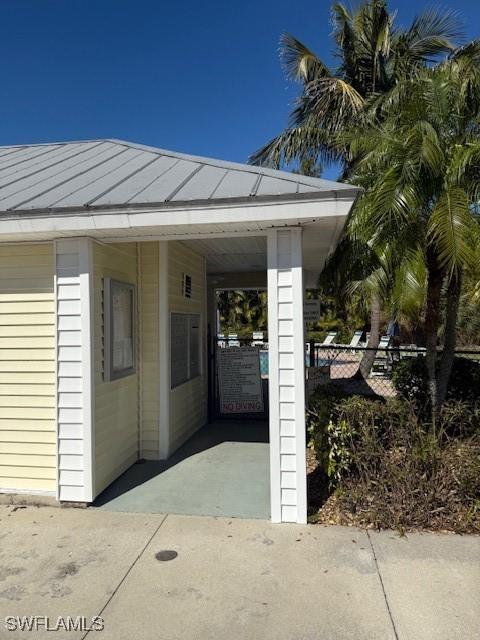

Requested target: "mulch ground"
[
  {"left": 306, "top": 448, "right": 358, "bottom": 527},
  {"left": 306, "top": 447, "right": 480, "bottom": 533}
]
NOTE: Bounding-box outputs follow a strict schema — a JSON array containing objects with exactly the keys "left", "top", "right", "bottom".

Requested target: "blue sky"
[{"left": 0, "top": 0, "right": 478, "bottom": 179}]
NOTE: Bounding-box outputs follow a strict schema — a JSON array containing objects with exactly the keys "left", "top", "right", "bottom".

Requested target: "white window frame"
[
  {"left": 104, "top": 277, "right": 137, "bottom": 381},
  {"left": 170, "top": 311, "right": 202, "bottom": 389}
]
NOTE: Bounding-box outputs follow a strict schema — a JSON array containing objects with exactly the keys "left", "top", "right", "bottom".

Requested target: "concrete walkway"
[
  {"left": 0, "top": 506, "right": 478, "bottom": 640},
  {"left": 94, "top": 421, "right": 270, "bottom": 519}
]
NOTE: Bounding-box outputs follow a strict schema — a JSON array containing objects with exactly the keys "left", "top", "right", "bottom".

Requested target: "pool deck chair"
[
  {"left": 349, "top": 330, "right": 363, "bottom": 349},
  {"left": 322, "top": 331, "right": 338, "bottom": 346},
  {"left": 371, "top": 335, "right": 393, "bottom": 377},
  {"left": 252, "top": 331, "right": 264, "bottom": 346}
]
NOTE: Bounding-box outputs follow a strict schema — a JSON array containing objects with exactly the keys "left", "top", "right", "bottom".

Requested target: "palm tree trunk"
[
  {"left": 424, "top": 249, "right": 444, "bottom": 413},
  {"left": 357, "top": 294, "right": 381, "bottom": 379},
  {"left": 437, "top": 270, "right": 462, "bottom": 406}
]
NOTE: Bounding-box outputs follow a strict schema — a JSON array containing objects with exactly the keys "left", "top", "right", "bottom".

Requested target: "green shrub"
[
  {"left": 391, "top": 356, "right": 429, "bottom": 408},
  {"left": 306, "top": 384, "right": 350, "bottom": 478},
  {"left": 392, "top": 354, "right": 480, "bottom": 409},
  {"left": 446, "top": 357, "right": 480, "bottom": 402}
]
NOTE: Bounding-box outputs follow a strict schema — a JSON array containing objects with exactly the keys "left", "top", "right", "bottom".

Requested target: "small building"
[{"left": 0, "top": 139, "right": 358, "bottom": 523}]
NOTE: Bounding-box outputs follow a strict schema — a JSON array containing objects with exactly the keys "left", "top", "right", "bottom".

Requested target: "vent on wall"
[{"left": 182, "top": 273, "right": 192, "bottom": 298}]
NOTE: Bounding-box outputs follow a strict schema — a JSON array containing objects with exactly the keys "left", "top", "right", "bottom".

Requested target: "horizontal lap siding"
[
  {"left": 0, "top": 243, "right": 56, "bottom": 494},
  {"left": 169, "top": 242, "right": 207, "bottom": 454},
  {"left": 138, "top": 243, "right": 160, "bottom": 459},
  {"left": 94, "top": 243, "right": 138, "bottom": 497}
]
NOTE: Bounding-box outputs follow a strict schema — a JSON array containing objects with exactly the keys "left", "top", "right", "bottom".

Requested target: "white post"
[
  {"left": 55, "top": 238, "right": 95, "bottom": 502},
  {"left": 267, "top": 228, "right": 307, "bottom": 524}
]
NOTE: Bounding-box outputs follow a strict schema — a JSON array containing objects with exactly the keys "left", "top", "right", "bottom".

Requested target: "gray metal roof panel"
[
  {"left": 0, "top": 138, "right": 360, "bottom": 214},
  {"left": 0, "top": 142, "right": 119, "bottom": 210},
  {"left": 92, "top": 155, "right": 178, "bottom": 205},
  {"left": 170, "top": 165, "right": 228, "bottom": 202}
]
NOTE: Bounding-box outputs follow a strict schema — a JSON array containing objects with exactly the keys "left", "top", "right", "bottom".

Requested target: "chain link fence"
[
  {"left": 306, "top": 343, "right": 480, "bottom": 398},
  {"left": 212, "top": 335, "right": 480, "bottom": 401}
]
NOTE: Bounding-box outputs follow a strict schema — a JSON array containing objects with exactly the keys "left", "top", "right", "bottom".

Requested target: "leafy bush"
[
  {"left": 447, "top": 357, "right": 480, "bottom": 402},
  {"left": 308, "top": 393, "right": 480, "bottom": 533},
  {"left": 392, "top": 355, "right": 480, "bottom": 408},
  {"left": 307, "top": 384, "right": 351, "bottom": 479},
  {"left": 391, "top": 357, "right": 429, "bottom": 408}
]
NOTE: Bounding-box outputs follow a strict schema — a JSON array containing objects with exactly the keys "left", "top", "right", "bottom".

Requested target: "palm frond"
[
  {"left": 299, "top": 76, "right": 364, "bottom": 131},
  {"left": 399, "top": 8, "right": 462, "bottom": 60},
  {"left": 280, "top": 33, "right": 331, "bottom": 83},
  {"left": 427, "top": 187, "right": 476, "bottom": 275},
  {"left": 248, "top": 126, "right": 340, "bottom": 168}
]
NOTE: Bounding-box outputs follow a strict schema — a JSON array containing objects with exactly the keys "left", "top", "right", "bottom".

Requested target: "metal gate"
[{"left": 208, "top": 330, "right": 269, "bottom": 421}]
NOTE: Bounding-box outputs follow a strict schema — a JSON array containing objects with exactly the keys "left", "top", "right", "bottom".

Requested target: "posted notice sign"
[
  {"left": 304, "top": 299, "right": 321, "bottom": 323},
  {"left": 218, "top": 347, "right": 264, "bottom": 414}
]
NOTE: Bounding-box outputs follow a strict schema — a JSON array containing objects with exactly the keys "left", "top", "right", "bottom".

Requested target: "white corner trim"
[
  {"left": 158, "top": 241, "right": 170, "bottom": 459},
  {"left": 291, "top": 230, "right": 307, "bottom": 523},
  {"left": 78, "top": 238, "right": 95, "bottom": 501},
  {"left": 267, "top": 230, "right": 282, "bottom": 523},
  {"left": 55, "top": 237, "right": 95, "bottom": 503}
]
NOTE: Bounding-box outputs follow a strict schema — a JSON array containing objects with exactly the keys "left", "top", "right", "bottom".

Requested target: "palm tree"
[
  {"left": 250, "top": 1, "right": 460, "bottom": 373},
  {"left": 250, "top": 1, "right": 460, "bottom": 171},
  {"left": 344, "top": 44, "right": 480, "bottom": 409}
]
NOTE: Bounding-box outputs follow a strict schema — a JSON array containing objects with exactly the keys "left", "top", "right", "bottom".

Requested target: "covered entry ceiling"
[
  {"left": 182, "top": 218, "right": 343, "bottom": 280},
  {"left": 182, "top": 236, "right": 267, "bottom": 273}
]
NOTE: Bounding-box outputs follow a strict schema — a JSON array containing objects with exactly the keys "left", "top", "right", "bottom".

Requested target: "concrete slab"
[
  {"left": 1, "top": 505, "right": 477, "bottom": 640},
  {"left": 0, "top": 505, "right": 165, "bottom": 640},
  {"left": 369, "top": 530, "right": 480, "bottom": 640},
  {"left": 98, "top": 515, "right": 396, "bottom": 640},
  {"left": 94, "top": 421, "right": 270, "bottom": 519}
]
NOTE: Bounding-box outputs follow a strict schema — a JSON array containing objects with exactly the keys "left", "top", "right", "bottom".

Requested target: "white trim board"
[
  {"left": 0, "top": 196, "right": 355, "bottom": 240},
  {"left": 55, "top": 237, "right": 95, "bottom": 502}
]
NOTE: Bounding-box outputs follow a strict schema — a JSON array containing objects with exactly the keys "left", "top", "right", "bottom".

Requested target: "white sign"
[
  {"left": 218, "top": 347, "right": 264, "bottom": 414},
  {"left": 304, "top": 299, "right": 321, "bottom": 323}
]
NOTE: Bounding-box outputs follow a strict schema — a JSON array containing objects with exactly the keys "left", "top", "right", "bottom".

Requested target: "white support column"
[
  {"left": 55, "top": 238, "right": 95, "bottom": 502},
  {"left": 158, "top": 241, "right": 170, "bottom": 459},
  {"left": 267, "top": 228, "right": 307, "bottom": 524}
]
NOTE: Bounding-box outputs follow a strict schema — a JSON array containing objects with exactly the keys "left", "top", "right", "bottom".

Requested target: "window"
[
  {"left": 171, "top": 312, "right": 201, "bottom": 388},
  {"left": 104, "top": 278, "right": 136, "bottom": 381}
]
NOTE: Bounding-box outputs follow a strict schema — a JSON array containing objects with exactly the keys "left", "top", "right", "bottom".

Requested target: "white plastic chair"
[
  {"left": 321, "top": 331, "right": 337, "bottom": 346},
  {"left": 349, "top": 330, "right": 363, "bottom": 348},
  {"left": 252, "top": 331, "right": 264, "bottom": 346},
  {"left": 228, "top": 333, "right": 240, "bottom": 347}
]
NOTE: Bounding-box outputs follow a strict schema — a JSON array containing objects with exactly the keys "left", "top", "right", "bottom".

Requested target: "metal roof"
[{"left": 0, "top": 139, "right": 358, "bottom": 214}]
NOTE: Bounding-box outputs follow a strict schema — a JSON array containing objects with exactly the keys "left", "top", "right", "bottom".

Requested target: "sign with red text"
[{"left": 218, "top": 347, "right": 264, "bottom": 414}]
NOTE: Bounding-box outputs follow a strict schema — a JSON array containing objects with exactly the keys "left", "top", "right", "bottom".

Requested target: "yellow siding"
[
  {"left": 138, "top": 242, "right": 160, "bottom": 459},
  {"left": 93, "top": 242, "right": 138, "bottom": 497},
  {"left": 0, "top": 243, "right": 56, "bottom": 493},
  {"left": 169, "top": 242, "right": 207, "bottom": 453}
]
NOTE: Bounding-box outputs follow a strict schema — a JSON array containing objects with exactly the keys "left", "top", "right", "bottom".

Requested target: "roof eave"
[{"left": 0, "top": 187, "right": 361, "bottom": 220}]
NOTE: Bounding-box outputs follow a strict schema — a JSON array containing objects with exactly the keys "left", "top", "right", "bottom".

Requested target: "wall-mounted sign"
[
  {"left": 218, "top": 347, "right": 264, "bottom": 414},
  {"left": 303, "top": 299, "right": 321, "bottom": 323}
]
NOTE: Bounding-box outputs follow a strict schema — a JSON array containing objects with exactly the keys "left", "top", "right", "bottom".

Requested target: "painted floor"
[
  {"left": 1, "top": 506, "right": 478, "bottom": 640},
  {"left": 94, "top": 421, "right": 270, "bottom": 519}
]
